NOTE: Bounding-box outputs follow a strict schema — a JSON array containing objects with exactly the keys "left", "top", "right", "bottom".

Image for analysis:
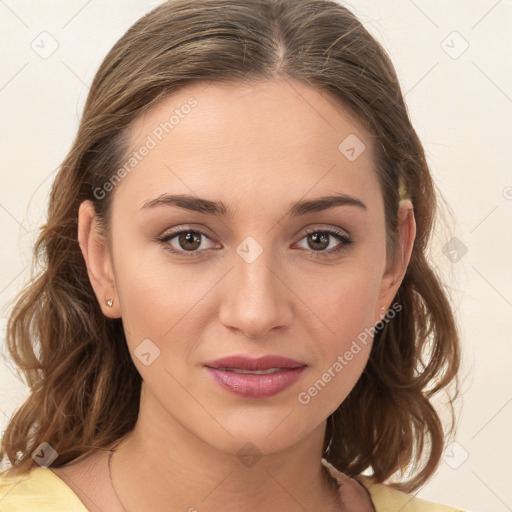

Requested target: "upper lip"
[{"left": 204, "top": 355, "right": 306, "bottom": 371}]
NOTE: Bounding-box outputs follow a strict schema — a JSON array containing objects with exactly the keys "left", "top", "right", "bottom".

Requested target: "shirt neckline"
[
  {"left": 321, "top": 458, "right": 377, "bottom": 511},
  {"left": 29, "top": 461, "right": 378, "bottom": 511}
]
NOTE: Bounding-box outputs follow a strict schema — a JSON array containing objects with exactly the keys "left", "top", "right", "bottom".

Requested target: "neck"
[{"left": 109, "top": 389, "right": 341, "bottom": 512}]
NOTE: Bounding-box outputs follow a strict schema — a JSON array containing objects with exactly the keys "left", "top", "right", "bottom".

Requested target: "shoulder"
[
  {"left": 0, "top": 466, "right": 88, "bottom": 511},
  {"left": 321, "top": 459, "right": 468, "bottom": 512},
  {"left": 356, "top": 475, "right": 469, "bottom": 512}
]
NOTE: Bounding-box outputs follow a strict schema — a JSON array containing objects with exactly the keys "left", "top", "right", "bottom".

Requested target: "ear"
[
  {"left": 77, "top": 200, "right": 121, "bottom": 318},
  {"left": 375, "top": 198, "right": 416, "bottom": 323}
]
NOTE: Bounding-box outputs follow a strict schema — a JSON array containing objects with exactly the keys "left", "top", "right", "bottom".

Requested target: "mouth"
[
  {"left": 203, "top": 355, "right": 307, "bottom": 398},
  {"left": 204, "top": 354, "right": 306, "bottom": 371},
  {"left": 212, "top": 367, "right": 293, "bottom": 374}
]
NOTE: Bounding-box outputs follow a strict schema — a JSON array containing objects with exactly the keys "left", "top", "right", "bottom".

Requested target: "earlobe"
[{"left": 77, "top": 200, "right": 121, "bottom": 318}]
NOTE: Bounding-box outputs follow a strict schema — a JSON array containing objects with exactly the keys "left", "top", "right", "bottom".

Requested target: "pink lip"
[
  {"left": 204, "top": 355, "right": 307, "bottom": 398},
  {"left": 204, "top": 354, "right": 306, "bottom": 371}
]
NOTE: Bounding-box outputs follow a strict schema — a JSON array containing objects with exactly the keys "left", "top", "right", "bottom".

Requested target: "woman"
[{"left": 0, "top": 0, "right": 468, "bottom": 510}]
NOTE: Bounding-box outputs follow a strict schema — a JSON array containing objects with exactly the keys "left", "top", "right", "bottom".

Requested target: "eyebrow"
[{"left": 140, "top": 193, "right": 367, "bottom": 217}]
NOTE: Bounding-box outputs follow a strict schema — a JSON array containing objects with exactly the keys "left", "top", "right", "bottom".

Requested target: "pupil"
[
  {"left": 310, "top": 232, "right": 328, "bottom": 250},
  {"left": 180, "top": 232, "right": 200, "bottom": 250}
]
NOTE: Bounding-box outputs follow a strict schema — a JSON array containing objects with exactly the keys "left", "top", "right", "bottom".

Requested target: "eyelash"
[{"left": 155, "top": 226, "right": 353, "bottom": 259}]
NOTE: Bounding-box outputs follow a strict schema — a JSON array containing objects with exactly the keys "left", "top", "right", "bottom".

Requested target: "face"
[{"left": 81, "top": 78, "right": 412, "bottom": 457}]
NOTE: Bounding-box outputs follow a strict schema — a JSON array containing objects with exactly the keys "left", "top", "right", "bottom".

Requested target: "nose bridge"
[{"left": 219, "top": 236, "right": 290, "bottom": 338}]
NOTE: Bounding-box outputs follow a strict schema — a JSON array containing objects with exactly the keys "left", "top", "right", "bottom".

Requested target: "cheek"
[
  {"left": 293, "top": 252, "right": 383, "bottom": 391},
  {"left": 295, "top": 277, "right": 378, "bottom": 415},
  {"left": 116, "top": 267, "right": 196, "bottom": 338},
  {"left": 314, "top": 278, "right": 376, "bottom": 374},
  {"left": 112, "top": 239, "right": 219, "bottom": 364},
  {"left": 302, "top": 256, "right": 383, "bottom": 337},
  {"left": 110, "top": 233, "right": 174, "bottom": 340}
]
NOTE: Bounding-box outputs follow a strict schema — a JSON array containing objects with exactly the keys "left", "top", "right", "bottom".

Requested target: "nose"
[{"left": 218, "top": 244, "right": 293, "bottom": 339}]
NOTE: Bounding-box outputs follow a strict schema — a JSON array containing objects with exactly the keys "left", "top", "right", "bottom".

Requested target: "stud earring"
[{"left": 106, "top": 298, "right": 114, "bottom": 307}]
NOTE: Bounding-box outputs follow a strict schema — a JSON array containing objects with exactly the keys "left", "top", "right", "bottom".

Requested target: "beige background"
[{"left": 1, "top": 1, "right": 511, "bottom": 511}]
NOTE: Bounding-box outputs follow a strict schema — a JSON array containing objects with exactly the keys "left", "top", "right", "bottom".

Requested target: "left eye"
[
  {"left": 294, "top": 229, "right": 352, "bottom": 257},
  {"left": 156, "top": 227, "right": 352, "bottom": 258}
]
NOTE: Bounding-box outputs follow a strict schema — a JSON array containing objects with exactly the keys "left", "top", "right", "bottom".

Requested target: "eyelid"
[
  {"left": 300, "top": 225, "right": 351, "bottom": 239},
  {"left": 155, "top": 223, "right": 353, "bottom": 258},
  {"left": 293, "top": 226, "right": 352, "bottom": 257},
  {"left": 155, "top": 225, "right": 218, "bottom": 255}
]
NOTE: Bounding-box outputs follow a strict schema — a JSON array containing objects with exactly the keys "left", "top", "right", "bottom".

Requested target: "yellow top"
[{"left": 0, "top": 464, "right": 469, "bottom": 512}]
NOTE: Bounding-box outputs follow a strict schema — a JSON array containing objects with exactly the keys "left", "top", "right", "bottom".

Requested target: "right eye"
[{"left": 157, "top": 227, "right": 220, "bottom": 257}]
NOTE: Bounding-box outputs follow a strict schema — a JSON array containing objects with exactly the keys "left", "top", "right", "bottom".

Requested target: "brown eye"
[
  {"left": 295, "top": 228, "right": 352, "bottom": 258},
  {"left": 306, "top": 232, "right": 330, "bottom": 251},
  {"left": 177, "top": 231, "right": 202, "bottom": 251},
  {"left": 157, "top": 228, "right": 219, "bottom": 257}
]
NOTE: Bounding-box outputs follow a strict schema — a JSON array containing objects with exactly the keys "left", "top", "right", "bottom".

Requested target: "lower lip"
[{"left": 204, "top": 366, "right": 307, "bottom": 398}]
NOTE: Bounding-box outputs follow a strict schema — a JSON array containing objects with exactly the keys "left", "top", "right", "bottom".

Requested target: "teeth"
[{"left": 221, "top": 367, "right": 284, "bottom": 374}]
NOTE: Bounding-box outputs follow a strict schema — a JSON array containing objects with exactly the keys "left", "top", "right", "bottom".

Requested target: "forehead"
[{"left": 114, "top": 78, "right": 381, "bottom": 217}]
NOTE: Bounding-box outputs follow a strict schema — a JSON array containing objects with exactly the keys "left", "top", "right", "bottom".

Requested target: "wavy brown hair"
[{"left": 0, "top": 0, "right": 461, "bottom": 493}]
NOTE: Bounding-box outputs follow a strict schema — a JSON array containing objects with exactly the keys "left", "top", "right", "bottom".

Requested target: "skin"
[{"left": 65, "top": 77, "right": 416, "bottom": 511}]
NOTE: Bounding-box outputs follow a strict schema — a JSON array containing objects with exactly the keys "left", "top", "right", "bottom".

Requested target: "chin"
[{"left": 196, "top": 416, "right": 318, "bottom": 459}]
